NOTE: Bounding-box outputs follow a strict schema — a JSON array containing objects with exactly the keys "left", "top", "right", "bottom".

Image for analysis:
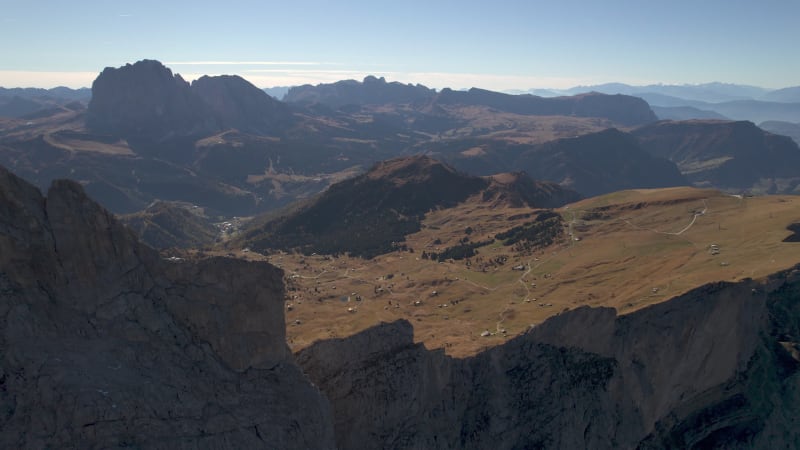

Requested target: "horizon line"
[{"left": 0, "top": 69, "right": 793, "bottom": 92}]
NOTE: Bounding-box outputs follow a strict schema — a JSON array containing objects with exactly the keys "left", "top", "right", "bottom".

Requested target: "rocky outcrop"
[
  {"left": 0, "top": 165, "right": 334, "bottom": 448},
  {"left": 191, "top": 75, "right": 293, "bottom": 134},
  {"left": 298, "top": 269, "right": 800, "bottom": 449},
  {"left": 87, "top": 60, "right": 214, "bottom": 138},
  {"left": 86, "top": 60, "right": 294, "bottom": 139}
]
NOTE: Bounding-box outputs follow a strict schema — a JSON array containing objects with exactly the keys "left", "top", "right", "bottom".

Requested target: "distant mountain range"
[
  {"left": 287, "top": 79, "right": 800, "bottom": 134},
  {"left": 286, "top": 77, "right": 656, "bottom": 126},
  {"left": 517, "top": 82, "right": 800, "bottom": 127},
  {"left": 632, "top": 120, "right": 800, "bottom": 193},
  {"left": 2, "top": 59, "right": 800, "bottom": 223},
  {"left": 760, "top": 121, "right": 800, "bottom": 145},
  {"left": 426, "top": 128, "right": 687, "bottom": 198},
  {"left": 0, "top": 86, "right": 90, "bottom": 118},
  {"left": 6, "top": 75, "right": 800, "bottom": 139},
  {"left": 516, "top": 82, "right": 796, "bottom": 103}
]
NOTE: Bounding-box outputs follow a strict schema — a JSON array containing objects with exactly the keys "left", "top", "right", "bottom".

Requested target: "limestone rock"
[
  {"left": 192, "top": 75, "right": 293, "bottom": 134},
  {"left": 87, "top": 59, "right": 214, "bottom": 138},
  {"left": 0, "top": 165, "right": 334, "bottom": 448}
]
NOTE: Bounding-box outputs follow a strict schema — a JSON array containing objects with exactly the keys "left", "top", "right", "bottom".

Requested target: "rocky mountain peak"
[
  {"left": 86, "top": 60, "right": 294, "bottom": 139},
  {"left": 191, "top": 74, "right": 293, "bottom": 134},
  {"left": 86, "top": 59, "right": 214, "bottom": 138},
  {"left": 0, "top": 164, "right": 334, "bottom": 447}
]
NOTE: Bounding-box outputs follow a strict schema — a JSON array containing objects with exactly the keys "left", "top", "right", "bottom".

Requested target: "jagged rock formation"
[
  {"left": 87, "top": 60, "right": 293, "bottom": 139},
  {"left": 633, "top": 120, "right": 800, "bottom": 193},
  {"left": 0, "top": 166, "right": 334, "bottom": 448},
  {"left": 87, "top": 60, "right": 214, "bottom": 138},
  {"left": 298, "top": 269, "right": 800, "bottom": 449},
  {"left": 192, "top": 75, "right": 293, "bottom": 134}
]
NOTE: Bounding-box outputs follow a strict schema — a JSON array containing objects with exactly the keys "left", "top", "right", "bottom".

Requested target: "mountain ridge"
[
  {"left": 0, "top": 164, "right": 335, "bottom": 447},
  {"left": 633, "top": 119, "right": 800, "bottom": 193},
  {"left": 239, "top": 155, "right": 579, "bottom": 258}
]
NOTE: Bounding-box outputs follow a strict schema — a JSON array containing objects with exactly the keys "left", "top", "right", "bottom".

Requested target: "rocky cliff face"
[
  {"left": 0, "top": 166, "right": 334, "bottom": 448},
  {"left": 87, "top": 60, "right": 215, "bottom": 138},
  {"left": 298, "top": 269, "right": 800, "bottom": 449},
  {"left": 87, "top": 60, "right": 294, "bottom": 139},
  {"left": 191, "top": 75, "right": 293, "bottom": 134}
]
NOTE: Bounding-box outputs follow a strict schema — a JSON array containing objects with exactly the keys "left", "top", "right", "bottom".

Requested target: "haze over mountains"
[
  {"left": 1, "top": 59, "right": 800, "bottom": 224},
  {"left": 529, "top": 82, "right": 800, "bottom": 132}
]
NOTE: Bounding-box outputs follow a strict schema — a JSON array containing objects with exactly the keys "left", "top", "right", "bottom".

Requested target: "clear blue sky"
[{"left": 2, "top": 0, "right": 798, "bottom": 90}]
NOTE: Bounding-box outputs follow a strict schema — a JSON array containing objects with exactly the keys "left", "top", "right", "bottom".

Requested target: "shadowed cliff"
[
  {"left": 298, "top": 268, "right": 800, "bottom": 449},
  {"left": 0, "top": 165, "right": 334, "bottom": 448}
]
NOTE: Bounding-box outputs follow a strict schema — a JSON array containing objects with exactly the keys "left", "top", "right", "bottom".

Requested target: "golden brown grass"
[{"left": 230, "top": 187, "right": 800, "bottom": 357}]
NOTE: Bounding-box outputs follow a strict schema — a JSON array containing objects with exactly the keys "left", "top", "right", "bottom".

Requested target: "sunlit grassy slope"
[{"left": 231, "top": 187, "right": 800, "bottom": 357}]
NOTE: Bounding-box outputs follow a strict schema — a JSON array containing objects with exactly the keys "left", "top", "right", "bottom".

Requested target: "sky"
[{"left": 2, "top": 0, "right": 799, "bottom": 91}]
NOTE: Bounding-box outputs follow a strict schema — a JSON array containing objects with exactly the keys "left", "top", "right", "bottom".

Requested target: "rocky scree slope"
[
  {"left": 0, "top": 165, "right": 334, "bottom": 448},
  {"left": 298, "top": 268, "right": 800, "bottom": 449}
]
